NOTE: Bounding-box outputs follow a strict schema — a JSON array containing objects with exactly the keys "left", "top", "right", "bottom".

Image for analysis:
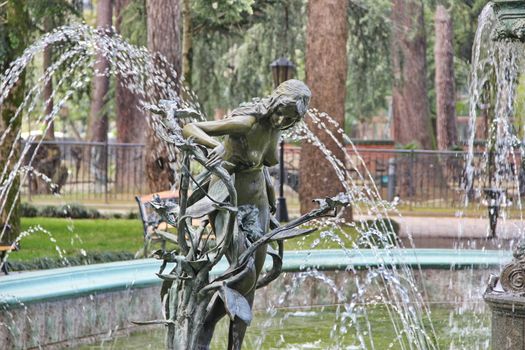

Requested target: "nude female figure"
[{"left": 182, "top": 79, "right": 311, "bottom": 349}]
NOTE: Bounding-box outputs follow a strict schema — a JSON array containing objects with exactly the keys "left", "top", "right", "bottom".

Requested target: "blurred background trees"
[
  {"left": 2, "top": 0, "right": 495, "bottom": 222},
  {"left": 10, "top": 0, "right": 493, "bottom": 151}
]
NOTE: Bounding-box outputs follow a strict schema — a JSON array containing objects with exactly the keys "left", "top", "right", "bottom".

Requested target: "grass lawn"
[
  {"left": 15, "top": 217, "right": 144, "bottom": 261},
  {"left": 285, "top": 225, "right": 359, "bottom": 250},
  {"left": 9, "top": 217, "right": 365, "bottom": 270},
  {"left": 14, "top": 218, "right": 361, "bottom": 257}
]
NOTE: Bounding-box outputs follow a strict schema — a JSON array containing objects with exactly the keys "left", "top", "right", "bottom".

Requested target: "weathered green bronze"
[
  {"left": 142, "top": 80, "right": 349, "bottom": 350},
  {"left": 492, "top": 0, "right": 525, "bottom": 42},
  {"left": 485, "top": 242, "right": 525, "bottom": 350}
]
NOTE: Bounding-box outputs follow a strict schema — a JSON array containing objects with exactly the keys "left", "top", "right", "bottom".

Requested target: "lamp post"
[{"left": 270, "top": 57, "right": 295, "bottom": 222}]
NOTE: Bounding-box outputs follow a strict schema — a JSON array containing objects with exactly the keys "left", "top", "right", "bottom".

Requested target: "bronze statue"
[{"left": 141, "top": 80, "right": 349, "bottom": 350}]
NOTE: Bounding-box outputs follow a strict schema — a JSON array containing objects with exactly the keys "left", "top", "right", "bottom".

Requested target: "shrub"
[
  {"left": 39, "top": 203, "right": 103, "bottom": 219},
  {"left": 40, "top": 205, "right": 59, "bottom": 217},
  {"left": 126, "top": 211, "right": 139, "bottom": 220},
  {"left": 20, "top": 202, "right": 39, "bottom": 217}
]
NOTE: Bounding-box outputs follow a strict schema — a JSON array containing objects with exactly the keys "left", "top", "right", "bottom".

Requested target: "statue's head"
[
  {"left": 228, "top": 79, "right": 311, "bottom": 129},
  {"left": 268, "top": 79, "right": 311, "bottom": 130}
]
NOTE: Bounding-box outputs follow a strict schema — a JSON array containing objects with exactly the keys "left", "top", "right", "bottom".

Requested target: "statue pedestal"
[{"left": 485, "top": 292, "right": 525, "bottom": 349}]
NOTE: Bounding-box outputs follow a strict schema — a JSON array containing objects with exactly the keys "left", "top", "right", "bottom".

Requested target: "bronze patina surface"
[
  {"left": 142, "top": 80, "right": 349, "bottom": 350},
  {"left": 493, "top": 0, "right": 525, "bottom": 42}
]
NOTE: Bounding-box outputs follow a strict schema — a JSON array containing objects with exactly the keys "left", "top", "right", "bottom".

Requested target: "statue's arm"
[
  {"left": 264, "top": 167, "right": 277, "bottom": 214},
  {"left": 182, "top": 115, "right": 256, "bottom": 148}
]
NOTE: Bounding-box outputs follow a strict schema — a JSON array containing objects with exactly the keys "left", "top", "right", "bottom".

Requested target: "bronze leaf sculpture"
[{"left": 140, "top": 80, "right": 349, "bottom": 349}]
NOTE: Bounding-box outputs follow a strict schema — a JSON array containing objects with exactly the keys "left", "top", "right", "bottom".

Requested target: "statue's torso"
[{"left": 223, "top": 119, "right": 280, "bottom": 172}]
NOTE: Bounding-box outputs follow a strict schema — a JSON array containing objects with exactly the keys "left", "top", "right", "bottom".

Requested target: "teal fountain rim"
[{"left": 0, "top": 249, "right": 511, "bottom": 308}]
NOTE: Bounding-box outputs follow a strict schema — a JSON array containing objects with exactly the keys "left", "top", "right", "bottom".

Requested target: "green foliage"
[
  {"left": 119, "top": 0, "right": 147, "bottom": 46},
  {"left": 126, "top": 211, "right": 140, "bottom": 220},
  {"left": 20, "top": 202, "right": 39, "bottom": 217},
  {"left": 112, "top": 212, "right": 123, "bottom": 219},
  {"left": 286, "top": 220, "right": 399, "bottom": 251},
  {"left": 345, "top": 0, "right": 392, "bottom": 126},
  {"left": 191, "top": 0, "right": 305, "bottom": 119},
  {"left": 36, "top": 203, "right": 103, "bottom": 219},
  {"left": 456, "top": 99, "right": 469, "bottom": 116},
  {"left": 0, "top": 0, "right": 496, "bottom": 147},
  {"left": 108, "top": 211, "right": 138, "bottom": 219},
  {"left": 0, "top": 2, "right": 31, "bottom": 67},
  {"left": 286, "top": 225, "right": 359, "bottom": 250},
  {"left": 192, "top": 0, "right": 256, "bottom": 27},
  {"left": 27, "top": 0, "right": 80, "bottom": 32}
]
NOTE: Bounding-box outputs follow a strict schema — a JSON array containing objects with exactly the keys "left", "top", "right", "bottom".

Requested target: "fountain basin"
[
  {"left": 0, "top": 248, "right": 509, "bottom": 306},
  {"left": 0, "top": 249, "right": 510, "bottom": 349},
  {"left": 485, "top": 292, "right": 525, "bottom": 349}
]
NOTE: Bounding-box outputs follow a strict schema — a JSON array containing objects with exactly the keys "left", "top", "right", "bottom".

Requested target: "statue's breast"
[{"left": 225, "top": 123, "right": 277, "bottom": 170}]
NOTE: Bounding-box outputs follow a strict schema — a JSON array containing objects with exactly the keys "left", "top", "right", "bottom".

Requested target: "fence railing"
[
  {"left": 19, "top": 141, "right": 524, "bottom": 210},
  {"left": 275, "top": 146, "right": 523, "bottom": 210},
  {"left": 21, "top": 141, "right": 147, "bottom": 203}
]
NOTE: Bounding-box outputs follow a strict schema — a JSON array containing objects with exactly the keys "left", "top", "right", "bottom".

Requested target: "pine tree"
[
  {"left": 299, "top": 0, "right": 349, "bottom": 215},
  {"left": 391, "top": 0, "right": 433, "bottom": 149},
  {"left": 145, "top": 0, "right": 181, "bottom": 192}
]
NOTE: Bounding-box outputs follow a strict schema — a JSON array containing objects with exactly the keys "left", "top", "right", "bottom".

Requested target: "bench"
[
  {"left": 0, "top": 224, "right": 18, "bottom": 275},
  {"left": 135, "top": 191, "right": 179, "bottom": 257}
]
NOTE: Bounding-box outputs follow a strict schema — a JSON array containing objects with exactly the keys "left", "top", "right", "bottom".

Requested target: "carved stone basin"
[{"left": 493, "top": 0, "right": 525, "bottom": 42}]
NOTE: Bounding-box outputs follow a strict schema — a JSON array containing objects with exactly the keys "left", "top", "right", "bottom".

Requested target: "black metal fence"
[
  {"left": 277, "top": 146, "right": 523, "bottom": 210},
  {"left": 21, "top": 141, "right": 147, "bottom": 202},
  {"left": 20, "top": 141, "right": 525, "bottom": 210},
  {"left": 341, "top": 149, "right": 470, "bottom": 209}
]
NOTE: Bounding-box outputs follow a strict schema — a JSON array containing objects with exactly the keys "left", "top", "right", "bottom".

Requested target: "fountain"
[
  {"left": 2, "top": 2, "right": 522, "bottom": 349},
  {"left": 462, "top": 0, "right": 525, "bottom": 348},
  {"left": 0, "top": 24, "right": 442, "bottom": 349}
]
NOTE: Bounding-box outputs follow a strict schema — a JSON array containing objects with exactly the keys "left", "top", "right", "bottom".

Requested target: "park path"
[
  {"left": 395, "top": 215, "right": 525, "bottom": 239},
  {"left": 358, "top": 214, "right": 525, "bottom": 249}
]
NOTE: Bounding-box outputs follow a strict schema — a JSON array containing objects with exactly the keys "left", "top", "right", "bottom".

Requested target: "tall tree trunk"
[
  {"left": 87, "top": 0, "right": 112, "bottom": 191},
  {"left": 435, "top": 5, "right": 457, "bottom": 150},
  {"left": 115, "top": 0, "right": 146, "bottom": 192},
  {"left": 391, "top": 0, "right": 433, "bottom": 149},
  {"left": 146, "top": 0, "right": 181, "bottom": 192},
  {"left": 43, "top": 17, "right": 55, "bottom": 140},
  {"left": 0, "top": 2, "right": 30, "bottom": 243},
  {"left": 299, "top": 0, "right": 348, "bottom": 215},
  {"left": 0, "top": 78, "right": 24, "bottom": 245},
  {"left": 182, "top": 0, "right": 192, "bottom": 86}
]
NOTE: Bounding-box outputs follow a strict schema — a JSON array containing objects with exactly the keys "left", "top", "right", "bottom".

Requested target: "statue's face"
[{"left": 270, "top": 103, "right": 301, "bottom": 130}]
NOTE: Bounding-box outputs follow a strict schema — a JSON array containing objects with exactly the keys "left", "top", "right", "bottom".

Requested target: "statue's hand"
[
  {"left": 205, "top": 143, "right": 226, "bottom": 168},
  {"left": 269, "top": 201, "right": 277, "bottom": 215},
  {"left": 172, "top": 107, "right": 201, "bottom": 120}
]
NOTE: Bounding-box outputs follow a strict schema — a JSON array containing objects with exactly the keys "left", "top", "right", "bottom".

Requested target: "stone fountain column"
[
  {"left": 485, "top": 243, "right": 525, "bottom": 349},
  {"left": 492, "top": 0, "right": 525, "bottom": 42},
  {"left": 484, "top": 2, "right": 525, "bottom": 346},
  {"left": 480, "top": 1, "right": 525, "bottom": 347}
]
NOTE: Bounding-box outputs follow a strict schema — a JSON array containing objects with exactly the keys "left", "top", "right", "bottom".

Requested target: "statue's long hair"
[{"left": 228, "top": 79, "right": 311, "bottom": 120}]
